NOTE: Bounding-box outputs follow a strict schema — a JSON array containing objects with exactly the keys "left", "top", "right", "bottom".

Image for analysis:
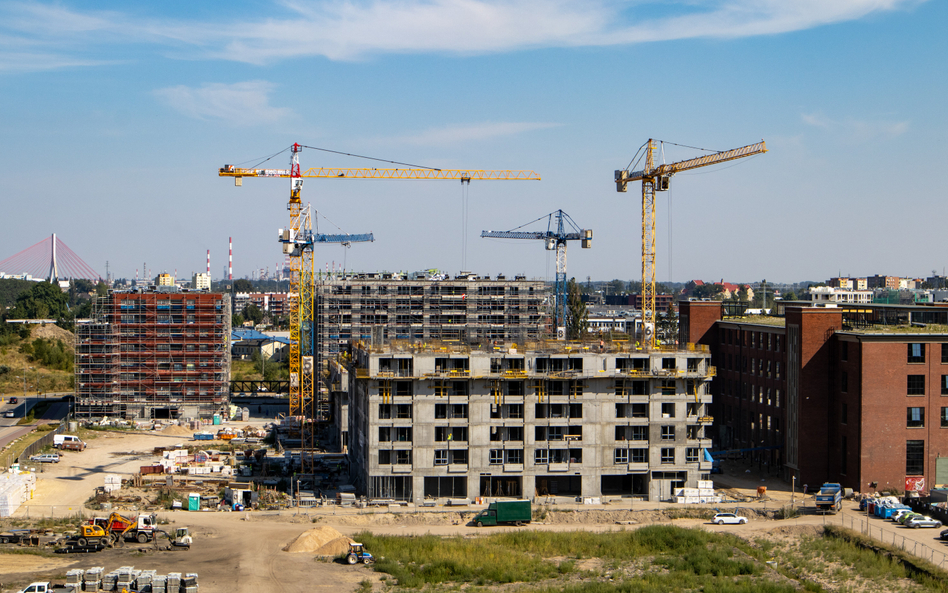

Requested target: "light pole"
[{"left": 791, "top": 475, "right": 795, "bottom": 508}]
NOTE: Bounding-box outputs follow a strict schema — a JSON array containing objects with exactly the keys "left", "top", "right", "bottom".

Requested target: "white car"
[{"left": 712, "top": 512, "right": 747, "bottom": 525}]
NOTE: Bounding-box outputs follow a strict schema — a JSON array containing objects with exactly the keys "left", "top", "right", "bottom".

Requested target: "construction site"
[
  {"left": 217, "top": 139, "right": 767, "bottom": 499},
  {"left": 75, "top": 291, "right": 232, "bottom": 420}
]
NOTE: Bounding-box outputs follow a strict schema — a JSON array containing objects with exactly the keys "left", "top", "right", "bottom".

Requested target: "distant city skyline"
[{"left": 1, "top": 1, "right": 944, "bottom": 284}]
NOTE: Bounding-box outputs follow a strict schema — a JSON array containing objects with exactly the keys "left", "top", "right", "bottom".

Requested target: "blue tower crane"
[{"left": 481, "top": 210, "right": 591, "bottom": 338}]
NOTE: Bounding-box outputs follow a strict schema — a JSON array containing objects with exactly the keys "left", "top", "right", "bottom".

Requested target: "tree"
[
  {"left": 243, "top": 304, "right": 264, "bottom": 325},
  {"left": 232, "top": 313, "right": 244, "bottom": 327},
  {"left": 234, "top": 279, "right": 254, "bottom": 293},
  {"left": 8, "top": 282, "right": 70, "bottom": 322},
  {"left": 783, "top": 290, "right": 797, "bottom": 301},
  {"left": 565, "top": 278, "right": 588, "bottom": 340}
]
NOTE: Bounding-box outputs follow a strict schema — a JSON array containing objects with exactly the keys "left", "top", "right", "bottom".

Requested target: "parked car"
[
  {"left": 711, "top": 513, "right": 747, "bottom": 525},
  {"left": 8, "top": 397, "right": 17, "bottom": 404},
  {"left": 891, "top": 509, "right": 913, "bottom": 523},
  {"left": 4, "top": 411, "right": 13, "bottom": 418},
  {"left": 905, "top": 516, "right": 942, "bottom": 529},
  {"left": 898, "top": 512, "right": 922, "bottom": 525},
  {"left": 29, "top": 454, "right": 60, "bottom": 464},
  {"left": 939, "top": 528, "right": 948, "bottom": 541}
]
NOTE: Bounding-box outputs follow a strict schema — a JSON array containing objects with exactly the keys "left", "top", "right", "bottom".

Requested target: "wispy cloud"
[
  {"left": 801, "top": 111, "right": 909, "bottom": 142},
  {"left": 0, "top": 0, "right": 929, "bottom": 71},
  {"left": 153, "top": 81, "right": 292, "bottom": 122},
  {"left": 387, "top": 121, "right": 561, "bottom": 146}
]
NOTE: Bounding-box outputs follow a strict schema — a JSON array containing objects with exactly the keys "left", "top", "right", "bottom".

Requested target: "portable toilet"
[
  {"left": 188, "top": 493, "right": 201, "bottom": 511},
  {"left": 212, "top": 414, "right": 221, "bottom": 426}
]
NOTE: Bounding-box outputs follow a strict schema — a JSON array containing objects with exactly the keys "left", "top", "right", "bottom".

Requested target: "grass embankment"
[
  {"left": 0, "top": 325, "right": 74, "bottom": 397},
  {"left": 353, "top": 526, "right": 800, "bottom": 592},
  {"left": 352, "top": 525, "right": 948, "bottom": 592}
]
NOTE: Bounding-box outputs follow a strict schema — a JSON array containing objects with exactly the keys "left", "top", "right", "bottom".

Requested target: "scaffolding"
[{"left": 75, "top": 290, "right": 231, "bottom": 419}]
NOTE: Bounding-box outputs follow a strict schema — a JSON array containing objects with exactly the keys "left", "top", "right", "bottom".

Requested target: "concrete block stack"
[
  {"left": 83, "top": 567, "right": 104, "bottom": 591},
  {"left": 0, "top": 471, "right": 36, "bottom": 517},
  {"left": 137, "top": 569, "right": 156, "bottom": 591},
  {"left": 152, "top": 575, "right": 166, "bottom": 593},
  {"left": 674, "top": 481, "right": 722, "bottom": 505},
  {"left": 101, "top": 570, "right": 117, "bottom": 591},
  {"left": 167, "top": 572, "right": 181, "bottom": 592},
  {"left": 182, "top": 573, "right": 199, "bottom": 593},
  {"left": 65, "top": 569, "right": 84, "bottom": 591},
  {"left": 116, "top": 567, "right": 139, "bottom": 591},
  {"left": 103, "top": 474, "right": 122, "bottom": 494}
]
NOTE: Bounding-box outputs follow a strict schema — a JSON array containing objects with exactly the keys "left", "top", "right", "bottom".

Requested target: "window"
[
  {"left": 630, "top": 426, "right": 647, "bottom": 441},
  {"left": 841, "top": 403, "right": 848, "bottom": 424},
  {"left": 662, "top": 358, "right": 676, "bottom": 370},
  {"left": 395, "top": 427, "right": 412, "bottom": 442},
  {"left": 504, "top": 449, "right": 523, "bottom": 464},
  {"left": 906, "top": 440, "right": 924, "bottom": 475},
  {"left": 908, "top": 343, "right": 925, "bottom": 364},
  {"left": 841, "top": 371, "right": 848, "bottom": 392},
  {"left": 378, "top": 450, "right": 391, "bottom": 465},
  {"left": 686, "top": 448, "right": 699, "bottom": 463},
  {"left": 489, "top": 450, "right": 503, "bottom": 464},
  {"left": 631, "top": 448, "right": 647, "bottom": 463},
  {"left": 942, "top": 376, "right": 948, "bottom": 395},
  {"left": 661, "top": 403, "right": 675, "bottom": 418},
  {"left": 434, "top": 450, "right": 448, "bottom": 465},
  {"left": 534, "top": 449, "right": 548, "bottom": 464},
  {"left": 378, "top": 427, "right": 391, "bottom": 442},
  {"left": 943, "top": 343, "right": 948, "bottom": 364},
  {"left": 379, "top": 404, "right": 392, "bottom": 419},
  {"left": 436, "top": 426, "right": 468, "bottom": 442},
  {"left": 614, "top": 449, "right": 629, "bottom": 464},
  {"left": 661, "top": 448, "right": 674, "bottom": 464},
  {"left": 661, "top": 425, "right": 675, "bottom": 441},
  {"left": 841, "top": 341, "right": 848, "bottom": 362},
  {"left": 435, "top": 403, "right": 468, "bottom": 419},
  {"left": 908, "top": 375, "right": 926, "bottom": 395},
  {"left": 907, "top": 407, "right": 925, "bottom": 428},
  {"left": 942, "top": 407, "right": 948, "bottom": 428}
]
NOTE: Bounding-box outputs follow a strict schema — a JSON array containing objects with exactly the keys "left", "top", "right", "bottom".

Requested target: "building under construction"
[
  {"left": 75, "top": 289, "right": 231, "bottom": 419},
  {"left": 317, "top": 272, "right": 548, "bottom": 449}
]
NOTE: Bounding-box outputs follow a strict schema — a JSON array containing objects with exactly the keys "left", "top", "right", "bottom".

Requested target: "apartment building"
[
  {"left": 75, "top": 289, "right": 231, "bottom": 419},
  {"left": 681, "top": 299, "right": 948, "bottom": 493},
  {"left": 346, "top": 341, "right": 714, "bottom": 503}
]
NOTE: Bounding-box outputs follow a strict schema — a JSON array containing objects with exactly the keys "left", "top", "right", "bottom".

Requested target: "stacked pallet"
[{"left": 83, "top": 567, "right": 104, "bottom": 591}]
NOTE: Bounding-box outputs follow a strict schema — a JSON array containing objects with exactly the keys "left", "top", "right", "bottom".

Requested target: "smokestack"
[
  {"left": 228, "top": 237, "right": 233, "bottom": 281},
  {"left": 206, "top": 249, "right": 210, "bottom": 275}
]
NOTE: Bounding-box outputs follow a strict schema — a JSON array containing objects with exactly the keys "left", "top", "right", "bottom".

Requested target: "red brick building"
[{"left": 680, "top": 300, "right": 948, "bottom": 494}]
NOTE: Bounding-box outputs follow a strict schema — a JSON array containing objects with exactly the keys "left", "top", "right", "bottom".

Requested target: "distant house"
[{"left": 231, "top": 330, "right": 290, "bottom": 362}]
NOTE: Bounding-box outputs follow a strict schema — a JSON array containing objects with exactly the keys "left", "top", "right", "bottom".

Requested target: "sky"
[{"left": 0, "top": 0, "right": 945, "bottom": 286}]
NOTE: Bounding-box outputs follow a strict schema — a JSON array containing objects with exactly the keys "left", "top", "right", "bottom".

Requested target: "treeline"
[
  {"left": 0, "top": 279, "right": 106, "bottom": 333},
  {"left": 0, "top": 278, "right": 38, "bottom": 307}
]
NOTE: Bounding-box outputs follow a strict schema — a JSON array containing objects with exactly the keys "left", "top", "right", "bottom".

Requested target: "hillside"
[{"left": 0, "top": 324, "right": 75, "bottom": 397}]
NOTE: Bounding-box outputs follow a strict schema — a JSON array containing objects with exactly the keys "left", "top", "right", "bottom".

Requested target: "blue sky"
[{"left": 0, "top": 0, "right": 944, "bottom": 285}]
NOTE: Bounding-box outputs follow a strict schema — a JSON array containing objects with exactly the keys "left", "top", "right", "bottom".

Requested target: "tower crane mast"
[
  {"left": 481, "top": 209, "right": 591, "bottom": 336},
  {"left": 615, "top": 139, "right": 766, "bottom": 350},
  {"left": 220, "top": 143, "right": 540, "bottom": 474}
]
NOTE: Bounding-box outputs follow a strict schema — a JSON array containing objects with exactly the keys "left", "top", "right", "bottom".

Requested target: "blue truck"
[{"left": 815, "top": 483, "right": 842, "bottom": 514}]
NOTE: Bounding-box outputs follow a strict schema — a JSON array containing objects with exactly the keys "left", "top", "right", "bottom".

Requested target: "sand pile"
[
  {"left": 161, "top": 425, "right": 194, "bottom": 436},
  {"left": 283, "top": 526, "right": 354, "bottom": 556}
]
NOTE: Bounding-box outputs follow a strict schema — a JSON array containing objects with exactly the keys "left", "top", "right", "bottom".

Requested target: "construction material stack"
[
  {"left": 82, "top": 568, "right": 103, "bottom": 592},
  {"left": 0, "top": 472, "right": 36, "bottom": 517}
]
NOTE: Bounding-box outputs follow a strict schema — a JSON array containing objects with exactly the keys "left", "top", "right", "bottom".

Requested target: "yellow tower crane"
[
  {"left": 615, "top": 139, "right": 766, "bottom": 350},
  {"left": 220, "top": 143, "right": 539, "bottom": 473}
]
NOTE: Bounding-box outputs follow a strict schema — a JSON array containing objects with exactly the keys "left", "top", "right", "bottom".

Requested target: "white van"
[{"left": 53, "top": 435, "right": 84, "bottom": 449}]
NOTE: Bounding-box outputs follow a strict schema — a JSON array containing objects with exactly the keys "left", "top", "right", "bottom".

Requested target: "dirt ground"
[{"left": 2, "top": 428, "right": 939, "bottom": 593}]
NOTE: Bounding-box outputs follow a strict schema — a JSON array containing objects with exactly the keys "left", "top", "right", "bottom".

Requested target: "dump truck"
[
  {"left": 472, "top": 500, "right": 532, "bottom": 527},
  {"left": 815, "top": 482, "right": 842, "bottom": 514}
]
